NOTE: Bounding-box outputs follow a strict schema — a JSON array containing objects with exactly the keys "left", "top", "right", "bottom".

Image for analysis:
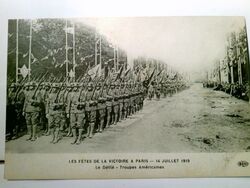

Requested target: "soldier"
[
  {"left": 96, "top": 82, "right": 106, "bottom": 132},
  {"left": 123, "top": 82, "right": 129, "bottom": 119},
  {"left": 64, "top": 83, "right": 73, "bottom": 137},
  {"left": 46, "top": 83, "right": 64, "bottom": 144},
  {"left": 106, "top": 82, "right": 114, "bottom": 127},
  {"left": 66, "top": 83, "right": 86, "bottom": 144},
  {"left": 130, "top": 82, "right": 136, "bottom": 115},
  {"left": 58, "top": 83, "right": 68, "bottom": 133},
  {"left": 119, "top": 82, "right": 125, "bottom": 121},
  {"left": 155, "top": 83, "right": 161, "bottom": 100},
  {"left": 12, "top": 83, "right": 25, "bottom": 139},
  {"left": 148, "top": 83, "right": 154, "bottom": 100},
  {"left": 6, "top": 83, "right": 18, "bottom": 140},
  {"left": 41, "top": 82, "right": 51, "bottom": 135},
  {"left": 85, "top": 82, "right": 98, "bottom": 138},
  {"left": 22, "top": 82, "right": 42, "bottom": 141},
  {"left": 138, "top": 82, "right": 145, "bottom": 111},
  {"left": 112, "top": 82, "right": 120, "bottom": 125},
  {"left": 38, "top": 82, "right": 49, "bottom": 133}
]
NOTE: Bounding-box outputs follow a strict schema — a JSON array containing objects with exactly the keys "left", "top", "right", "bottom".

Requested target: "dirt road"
[{"left": 6, "top": 83, "right": 250, "bottom": 153}]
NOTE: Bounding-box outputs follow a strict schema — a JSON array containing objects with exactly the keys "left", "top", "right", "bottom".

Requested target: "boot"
[
  {"left": 71, "top": 128, "right": 77, "bottom": 144},
  {"left": 53, "top": 128, "right": 61, "bottom": 144},
  {"left": 114, "top": 114, "right": 118, "bottom": 125},
  {"left": 50, "top": 128, "right": 55, "bottom": 143},
  {"left": 76, "top": 129, "right": 83, "bottom": 145},
  {"left": 31, "top": 124, "right": 37, "bottom": 141},
  {"left": 106, "top": 115, "right": 111, "bottom": 128},
  {"left": 99, "top": 119, "right": 104, "bottom": 132},
  {"left": 26, "top": 125, "right": 32, "bottom": 141},
  {"left": 66, "top": 126, "right": 72, "bottom": 137},
  {"left": 89, "top": 123, "right": 95, "bottom": 138}
]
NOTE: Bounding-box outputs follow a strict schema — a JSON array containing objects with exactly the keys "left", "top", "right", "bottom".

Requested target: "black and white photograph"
[{"left": 3, "top": 16, "right": 250, "bottom": 179}]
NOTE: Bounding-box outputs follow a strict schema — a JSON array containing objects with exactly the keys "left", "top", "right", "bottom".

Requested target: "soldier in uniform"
[
  {"left": 119, "top": 82, "right": 125, "bottom": 121},
  {"left": 41, "top": 82, "right": 51, "bottom": 135},
  {"left": 155, "top": 83, "right": 161, "bottom": 100},
  {"left": 148, "top": 83, "right": 154, "bottom": 100},
  {"left": 46, "top": 83, "right": 64, "bottom": 144},
  {"left": 96, "top": 82, "right": 106, "bottom": 132},
  {"left": 64, "top": 83, "right": 73, "bottom": 137},
  {"left": 22, "top": 82, "right": 42, "bottom": 141},
  {"left": 12, "top": 83, "right": 25, "bottom": 139},
  {"left": 122, "top": 82, "right": 129, "bottom": 119},
  {"left": 138, "top": 82, "right": 144, "bottom": 111},
  {"left": 106, "top": 82, "right": 114, "bottom": 127},
  {"left": 85, "top": 82, "right": 98, "bottom": 138},
  {"left": 66, "top": 83, "right": 86, "bottom": 144},
  {"left": 38, "top": 82, "right": 49, "bottom": 133},
  {"left": 112, "top": 82, "right": 120, "bottom": 125},
  {"left": 6, "top": 83, "right": 18, "bottom": 140}
]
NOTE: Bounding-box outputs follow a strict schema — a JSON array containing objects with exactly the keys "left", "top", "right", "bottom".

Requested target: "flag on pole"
[
  {"left": 19, "top": 64, "right": 29, "bottom": 78},
  {"left": 88, "top": 64, "right": 101, "bottom": 80}
]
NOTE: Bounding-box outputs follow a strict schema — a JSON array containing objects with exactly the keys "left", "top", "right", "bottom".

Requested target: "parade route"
[{"left": 6, "top": 83, "right": 250, "bottom": 153}]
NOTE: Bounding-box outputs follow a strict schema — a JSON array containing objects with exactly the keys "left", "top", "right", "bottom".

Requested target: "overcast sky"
[{"left": 77, "top": 17, "right": 246, "bottom": 74}]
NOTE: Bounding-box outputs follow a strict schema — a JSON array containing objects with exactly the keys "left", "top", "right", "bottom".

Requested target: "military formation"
[{"left": 6, "top": 73, "right": 187, "bottom": 144}]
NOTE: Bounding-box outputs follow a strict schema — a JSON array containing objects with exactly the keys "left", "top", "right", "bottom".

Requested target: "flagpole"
[
  {"left": 113, "top": 46, "right": 116, "bottom": 71},
  {"left": 95, "top": 31, "right": 97, "bottom": 66},
  {"left": 117, "top": 47, "right": 119, "bottom": 72},
  {"left": 65, "top": 20, "right": 68, "bottom": 83},
  {"left": 99, "top": 35, "right": 102, "bottom": 72},
  {"left": 72, "top": 22, "right": 76, "bottom": 82},
  {"left": 28, "top": 19, "right": 32, "bottom": 82},
  {"left": 16, "top": 19, "right": 19, "bottom": 84}
]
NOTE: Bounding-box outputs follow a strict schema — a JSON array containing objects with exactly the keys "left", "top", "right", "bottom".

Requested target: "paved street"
[{"left": 6, "top": 83, "right": 250, "bottom": 153}]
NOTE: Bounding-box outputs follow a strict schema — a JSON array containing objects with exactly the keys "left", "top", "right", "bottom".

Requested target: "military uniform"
[
  {"left": 23, "top": 82, "right": 42, "bottom": 141},
  {"left": 46, "top": 83, "right": 64, "bottom": 143},
  {"left": 85, "top": 82, "right": 98, "bottom": 138},
  {"left": 112, "top": 83, "right": 120, "bottom": 125},
  {"left": 123, "top": 83, "right": 130, "bottom": 119},
  {"left": 96, "top": 83, "right": 106, "bottom": 132},
  {"left": 106, "top": 84, "right": 114, "bottom": 127},
  {"left": 67, "top": 83, "right": 86, "bottom": 144},
  {"left": 148, "top": 84, "right": 154, "bottom": 100}
]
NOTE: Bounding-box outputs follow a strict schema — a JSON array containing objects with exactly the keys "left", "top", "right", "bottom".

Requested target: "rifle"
[
  {"left": 54, "top": 77, "right": 67, "bottom": 103},
  {"left": 90, "top": 76, "right": 101, "bottom": 100},
  {"left": 32, "top": 71, "right": 49, "bottom": 100},
  {"left": 13, "top": 76, "right": 28, "bottom": 102}
]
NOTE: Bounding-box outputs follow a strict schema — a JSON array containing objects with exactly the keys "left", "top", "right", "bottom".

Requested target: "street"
[{"left": 6, "top": 83, "right": 250, "bottom": 153}]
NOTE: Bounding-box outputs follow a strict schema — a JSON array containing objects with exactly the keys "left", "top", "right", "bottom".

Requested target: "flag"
[
  {"left": 69, "top": 69, "right": 75, "bottom": 78},
  {"left": 19, "top": 64, "right": 29, "bottom": 78},
  {"left": 114, "top": 66, "right": 124, "bottom": 81},
  {"left": 23, "top": 52, "right": 28, "bottom": 58},
  {"left": 88, "top": 64, "right": 101, "bottom": 80}
]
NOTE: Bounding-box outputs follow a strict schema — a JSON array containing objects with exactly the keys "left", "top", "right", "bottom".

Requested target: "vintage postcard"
[{"left": 4, "top": 17, "right": 250, "bottom": 179}]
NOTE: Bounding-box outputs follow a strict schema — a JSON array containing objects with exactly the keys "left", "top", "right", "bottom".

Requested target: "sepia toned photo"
[{"left": 4, "top": 17, "right": 250, "bottom": 179}]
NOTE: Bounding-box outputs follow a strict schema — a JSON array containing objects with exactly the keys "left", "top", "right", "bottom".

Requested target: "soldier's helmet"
[
  {"left": 97, "top": 82, "right": 102, "bottom": 89},
  {"left": 44, "top": 82, "right": 51, "bottom": 88},
  {"left": 10, "top": 83, "right": 17, "bottom": 88},
  {"left": 115, "top": 81, "right": 120, "bottom": 88},
  {"left": 29, "top": 81, "right": 37, "bottom": 89},
  {"left": 71, "top": 82, "right": 79, "bottom": 89},
  {"left": 88, "top": 82, "right": 93, "bottom": 89},
  {"left": 52, "top": 83, "right": 60, "bottom": 88},
  {"left": 110, "top": 82, "right": 115, "bottom": 88},
  {"left": 24, "top": 82, "right": 30, "bottom": 88}
]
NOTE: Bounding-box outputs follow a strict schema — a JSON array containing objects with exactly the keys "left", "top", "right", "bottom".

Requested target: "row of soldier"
[
  {"left": 7, "top": 79, "right": 146, "bottom": 144},
  {"left": 148, "top": 80, "right": 188, "bottom": 100}
]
